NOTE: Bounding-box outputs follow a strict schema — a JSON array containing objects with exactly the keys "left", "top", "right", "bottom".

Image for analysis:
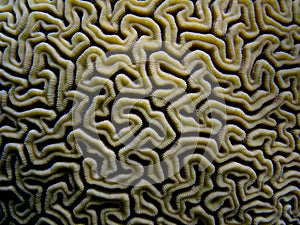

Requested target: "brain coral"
[{"left": 0, "top": 0, "right": 299, "bottom": 224}]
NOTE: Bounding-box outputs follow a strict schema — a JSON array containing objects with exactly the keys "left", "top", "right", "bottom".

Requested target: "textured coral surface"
[{"left": 0, "top": 0, "right": 299, "bottom": 224}]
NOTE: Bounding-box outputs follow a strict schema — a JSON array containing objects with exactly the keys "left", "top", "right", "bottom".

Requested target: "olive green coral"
[{"left": 0, "top": 0, "right": 299, "bottom": 224}]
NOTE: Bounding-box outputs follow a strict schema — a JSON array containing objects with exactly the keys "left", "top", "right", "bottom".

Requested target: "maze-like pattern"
[{"left": 0, "top": 0, "right": 300, "bottom": 224}]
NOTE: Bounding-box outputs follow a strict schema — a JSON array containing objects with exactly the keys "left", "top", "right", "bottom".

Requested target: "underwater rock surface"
[{"left": 0, "top": 0, "right": 299, "bottom": 224}]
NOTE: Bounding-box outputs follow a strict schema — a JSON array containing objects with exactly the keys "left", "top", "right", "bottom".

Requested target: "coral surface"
[{"left": 0, "top": 0, "right": 299, "bottom": 224}]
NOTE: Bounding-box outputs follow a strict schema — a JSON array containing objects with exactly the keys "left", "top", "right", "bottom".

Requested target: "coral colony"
[{"left": 0, "top": 0, "right": 299, "bottom": 224}]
